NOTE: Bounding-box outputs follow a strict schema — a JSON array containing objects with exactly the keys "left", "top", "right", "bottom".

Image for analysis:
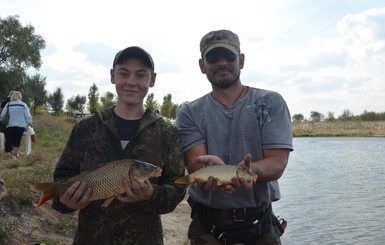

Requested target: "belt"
[{"left": 204, "top": 204, "right": 269, "bottom": 222}]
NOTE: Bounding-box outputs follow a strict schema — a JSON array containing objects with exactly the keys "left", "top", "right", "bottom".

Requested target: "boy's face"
[{"left": 110, "top": 58, "right": 156, "bottom": 107}]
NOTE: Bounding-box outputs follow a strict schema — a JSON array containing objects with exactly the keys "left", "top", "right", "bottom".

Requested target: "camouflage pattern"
[
  {"left": 188, "top": 214, "right": 282, "bottom": 245},
  {"left": 52, "top": 107, "right": 186, "bottom": 245}
]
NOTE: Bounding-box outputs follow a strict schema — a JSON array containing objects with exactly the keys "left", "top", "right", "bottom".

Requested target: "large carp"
[
  {"left": 30, "top": 159, "right": 162, "bottom": 208},
  {"left": 175, "top": 164, "right": 257, "bottom": 185}
]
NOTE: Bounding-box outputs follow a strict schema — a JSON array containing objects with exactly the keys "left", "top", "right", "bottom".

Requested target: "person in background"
[
  {"left": 176, "top": 30, "right": 293, "bottom": 245},
  {"left": 51, "top": 46, "right": 186, "bottom": 245},
  {"left": 0, "top": 90, "right": 15, "bottom": 155},
  {"left": 0, "top": 91, "right": 33, "bottom": 160}
]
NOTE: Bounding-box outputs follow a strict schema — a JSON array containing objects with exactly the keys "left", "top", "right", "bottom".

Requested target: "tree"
[
  {"left": 0, "top": 68, "right": 24, "bottom": 98},
  {"left": 66, "top": 94, "right": 87, "bottom": 116},
  {"left": 359, "top": 110, "right": 379, "bottom": 121},
  {"left": 23, "top": 74, "right": 47, "bottom": 114},
  {"left": 339, "top": 109, "right": 354, "bottom": 121},
  {"left": 0, "top": 15, "right": 46, "bottom": 98},
  {"left": 310, "top": 111, "right": 324, "bottom": 122},
  {"left": 325, "top": 111, "right": 335, "bottom": 122},
  {"left": 100, "top": 91, "right": 115, "bottom": 109},
  {"left": 88, "top": 83, "right": 100, "bottom": 113},
  {"left": 160, "top": 94, "right": 178, "bottom": 119},
  {"left": 292, "top": 114, "right": 305, "bottom": 123},
  {"left": 48, "top": 88, "right": 64, "bottom": 115},
  {"left": 144, "top": 93, "right": 159, "bottom": 112}
]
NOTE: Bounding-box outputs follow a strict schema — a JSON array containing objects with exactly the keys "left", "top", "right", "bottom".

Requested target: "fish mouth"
[{"left": 154, "top": 168, "right": 162, "bottom": 177}]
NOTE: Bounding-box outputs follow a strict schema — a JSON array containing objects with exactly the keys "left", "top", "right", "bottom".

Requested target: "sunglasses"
[{"left": 204, "top": 50, "right": 238, "bottom": 64}]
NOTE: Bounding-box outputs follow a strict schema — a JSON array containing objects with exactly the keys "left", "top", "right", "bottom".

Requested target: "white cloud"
[{"left": 1, "top": 0, "right": 385, "bottom": 118}]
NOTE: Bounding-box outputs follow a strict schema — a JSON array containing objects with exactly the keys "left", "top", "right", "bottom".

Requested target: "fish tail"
[
  {"left": 36, "top": 191, "right": 57, "bottom": 208},
  {"left": 174, "top": 176, "right": 190, "bottom": 184},
  {"left": 29, "top": 183, "right": 61, "bottom": 208}
]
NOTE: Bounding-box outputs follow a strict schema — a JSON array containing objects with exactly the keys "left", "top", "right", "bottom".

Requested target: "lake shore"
[{"left": 292, "top": 121, "right": 385, "bottom": 137}]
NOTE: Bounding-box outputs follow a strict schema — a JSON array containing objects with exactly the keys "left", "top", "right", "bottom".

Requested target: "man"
[
  {"left": 176, "top": 30, "right": 293, "bottom": 245},
  {"left": 52, "top": 46, "right": 186, "bottom": 244}
]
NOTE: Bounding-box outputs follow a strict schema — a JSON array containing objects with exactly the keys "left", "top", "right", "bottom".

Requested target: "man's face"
[
  {"left": 199, "top": 48, "right": 244, "bottom": 89},
  {"left": 110, "top": 58, "right": 156, "bottom": 106}
]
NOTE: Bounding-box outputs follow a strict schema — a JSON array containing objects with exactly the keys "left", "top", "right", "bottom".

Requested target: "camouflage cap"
[
  {"left": 200, "top": 30, "right": 240, "bottom": 57},
  {"left": 113, "top": 46, "right": 154, "bottom": 70}
]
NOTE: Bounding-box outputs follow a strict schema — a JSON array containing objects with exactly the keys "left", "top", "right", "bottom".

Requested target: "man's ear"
[
  {"left": 239, "top": 53, "right": 245, "bottom": 69},
  {"left": 110, "top": 69, "right": 115, "bottom": 84},
  {"left": 199, "top": 59, "right": 206, "bottom": 74}
]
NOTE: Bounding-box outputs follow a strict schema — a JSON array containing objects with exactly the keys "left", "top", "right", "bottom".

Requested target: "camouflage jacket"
[{"left": 52, "top": 107, "right": 186, "bottom": 245}]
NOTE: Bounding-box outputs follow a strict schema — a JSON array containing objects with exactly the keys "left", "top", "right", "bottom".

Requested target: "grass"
[
  {"left": 0, "top": 112, "right": 78, "bottom": 241},
  {"left": 0, "top": 219, "right": 18, "bottom": 239}
]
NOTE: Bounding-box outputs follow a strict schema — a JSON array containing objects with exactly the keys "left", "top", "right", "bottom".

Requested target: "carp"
[
  {"left": 175, "top": 164, "right": 257, "bottom": 185},
  {"left": 30, "top": 159, "right": 162, "bottom": 208}
]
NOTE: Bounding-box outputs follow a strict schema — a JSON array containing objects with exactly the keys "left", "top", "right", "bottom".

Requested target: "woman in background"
[{"left": 0, "top": 91, "right": 33, "bottom": 160}]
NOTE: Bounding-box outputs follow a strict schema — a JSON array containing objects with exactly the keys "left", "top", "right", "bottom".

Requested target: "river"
[{"left": 274, "top": 137, "right": 385, "bottom": 245}]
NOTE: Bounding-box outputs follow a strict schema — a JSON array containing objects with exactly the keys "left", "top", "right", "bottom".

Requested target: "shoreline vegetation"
[
  {"left": 292, "top": 121, "right": 385, "bottom": 137},
  {"left": 1, "top": 113, "right": 384, "bottom": 244}
]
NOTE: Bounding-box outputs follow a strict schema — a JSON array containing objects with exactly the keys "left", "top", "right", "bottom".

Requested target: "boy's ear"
[
  {"left": 110, "top": 69, "right": 115, "bottom": 84},
  {"left": 149, "top": 72, "right": 156, "bottom": 87}
]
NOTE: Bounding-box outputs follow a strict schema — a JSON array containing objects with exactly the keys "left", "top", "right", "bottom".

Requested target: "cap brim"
[{"left": 203, "top": 44, "right": 238, "bottom": 57}]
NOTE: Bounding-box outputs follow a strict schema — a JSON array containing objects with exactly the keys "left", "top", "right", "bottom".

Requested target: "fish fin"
[
  {"left": 217, "top": 180, "right": 224, "bottom": 185},
  {"left": 36, "top": 191, "right": 56, "bottom": 208},
  {"left": 253, "top": 175, "right": 258, "bottom": 182},
  {"left": 29, "top": 183, "right": 62, "bottom": 208},
  {"left": 174, "top": 176, "right": 190, "bottom": 184},
  {"left": 29, "top": 182, "right": 56, "bottom": 193},
  {"left": 101, "top": 196, "right": 115, "bottom": 208}
]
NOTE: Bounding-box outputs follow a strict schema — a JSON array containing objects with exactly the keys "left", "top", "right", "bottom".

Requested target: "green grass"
[
  {"left": 0, "top": 112, "right": 78, "bottom": 240},
  {"left": 0, "top": 219, "right": 19, "bottom": 239},
  {"left": 54, "top": 216, "right": 78, "bottom": 233}
]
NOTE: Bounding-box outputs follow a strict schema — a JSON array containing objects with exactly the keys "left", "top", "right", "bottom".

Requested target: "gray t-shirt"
[{"left": 176, "top": 86, "right": 293, "bottom": 209}]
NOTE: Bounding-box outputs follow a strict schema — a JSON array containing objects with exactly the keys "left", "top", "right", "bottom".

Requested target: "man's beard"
[{"left": 207, "top": 71, "right": 241, "bottom": 89}]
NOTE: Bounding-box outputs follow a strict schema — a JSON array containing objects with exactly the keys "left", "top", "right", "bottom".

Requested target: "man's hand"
[
  {"left": 194, "top": 155, "right": 225, "bottom": 167},
  {"left": 223, "top": 154, "right": 254, "bottom": 192},
  {"left": 115, "top": 179, "right": 154, "bottom": 203},
  {"left": 60, "top": 181, "right": 92, "bottom": 209},
  {"left": 193, "top": 155, "right": 224, "bottom": 191}
]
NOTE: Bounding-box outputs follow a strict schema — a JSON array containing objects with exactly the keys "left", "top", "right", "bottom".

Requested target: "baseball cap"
[
  {"left": 200, "top": 30, "right": 240, "bottom": 57},
  {"left": 113, "top": 46, "right": 154, "bottom": 70}
]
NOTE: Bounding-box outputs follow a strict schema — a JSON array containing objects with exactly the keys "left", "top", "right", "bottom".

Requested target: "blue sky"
[{"left": 2, "top": 0, "right": 385, "bottom": 118}]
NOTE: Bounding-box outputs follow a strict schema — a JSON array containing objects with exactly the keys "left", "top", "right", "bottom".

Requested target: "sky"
[{"left": 1, "top": 0, "right": 385, "bottom": 118}]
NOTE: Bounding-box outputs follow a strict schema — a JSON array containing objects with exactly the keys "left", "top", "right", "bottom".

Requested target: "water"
[{"left": 274, "top": 137, "right": 385, "bottom": 245}]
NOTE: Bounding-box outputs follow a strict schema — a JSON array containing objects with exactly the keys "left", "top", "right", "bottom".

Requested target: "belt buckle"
[{"left": 233, "top": 208, "right": 246, "bottom": 222}]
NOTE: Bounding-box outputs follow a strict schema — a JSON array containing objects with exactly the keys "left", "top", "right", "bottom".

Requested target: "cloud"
[{"left": 2, "top": 1, "right": 385, "bottom": 117}]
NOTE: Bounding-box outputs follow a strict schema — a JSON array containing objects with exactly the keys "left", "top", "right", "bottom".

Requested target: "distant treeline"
[{"left": 292, "top": 109, "right": 385, "bottom": 122}]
